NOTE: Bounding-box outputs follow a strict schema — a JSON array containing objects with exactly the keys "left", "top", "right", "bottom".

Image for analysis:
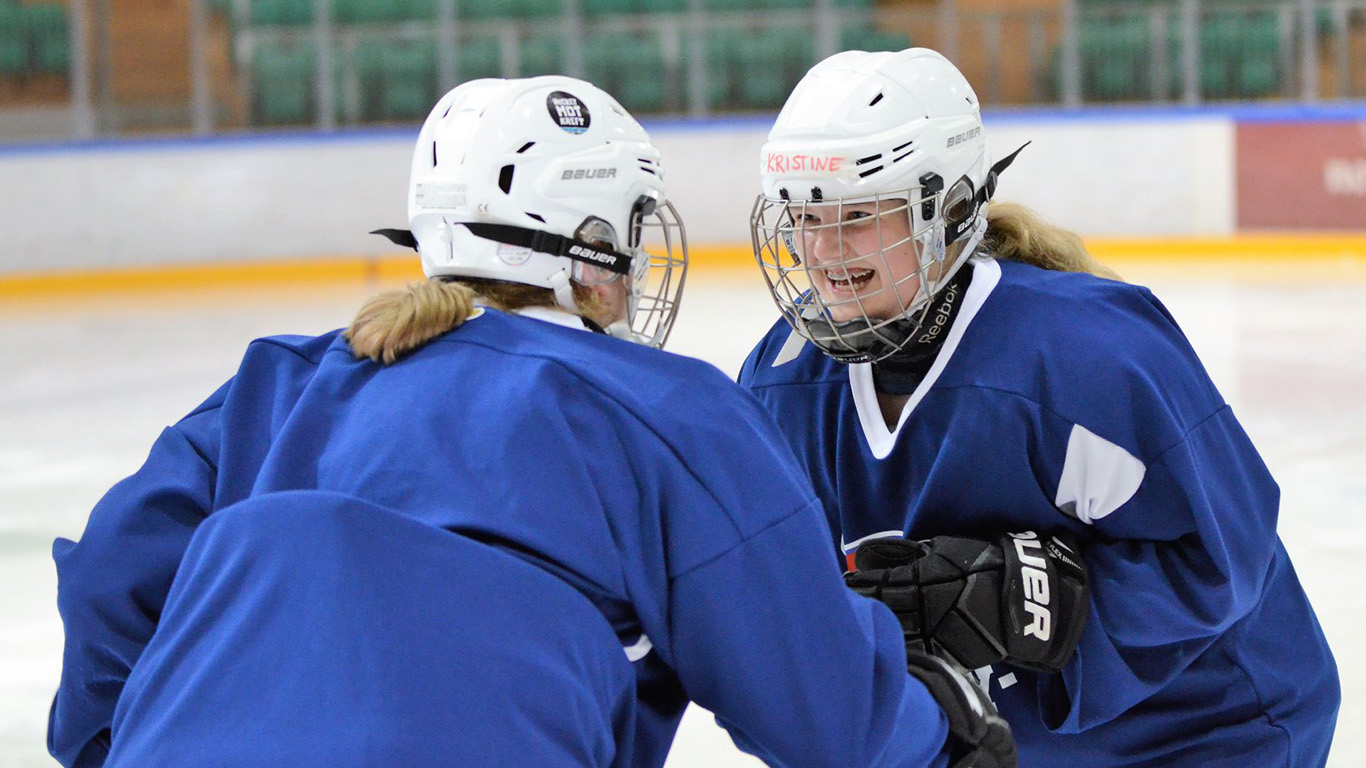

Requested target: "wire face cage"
[
  {"left": 631, "top": 200, "right": 688, "bottom": 349},
  {"left": 749, "top": 187, "right": 945, "bottom": 364}
]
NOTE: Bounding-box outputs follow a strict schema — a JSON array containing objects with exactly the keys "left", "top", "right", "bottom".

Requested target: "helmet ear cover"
[{"left": 942, "top": 175, "right": 978, "bottom": 246}]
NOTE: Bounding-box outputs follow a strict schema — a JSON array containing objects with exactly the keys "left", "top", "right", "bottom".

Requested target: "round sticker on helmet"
[{"left": 546, "top": 91, "right": 591, "bottom": 134}]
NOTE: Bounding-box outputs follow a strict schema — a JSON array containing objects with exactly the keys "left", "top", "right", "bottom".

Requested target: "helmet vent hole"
[
  {"left": 855, "top": 153, "right": 882, "bottom": 166},
  {"left": 431, "top": 143, "right": 438, "bottom": 168},
  {"left": 498, "top": 164, "right": 515, "bottom": 194},
  {"left": 868, "top": 92, "right": 884, "bottom": 106},
  {"left": 857, "top": 165, "right": 884, "bottom": 179},
  {"left": 891, "top": 151, "right": 914, "bottom": 164},
  {"left": 516, "top": 142, "right": 535, "bottom": 154},
  {"left": 525, "top": 212, "right": 546, "bottom": 223},
  {"left": 892, "top": 140, "right": 914, "bottom": 153}
]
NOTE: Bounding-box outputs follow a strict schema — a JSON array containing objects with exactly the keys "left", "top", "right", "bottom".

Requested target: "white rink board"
[
  {"left": 1, "top": 266, "right": 1362, "bottom": 767},
  {"left": 0, "top": 112, "right": 1233, "bottom": 276}
]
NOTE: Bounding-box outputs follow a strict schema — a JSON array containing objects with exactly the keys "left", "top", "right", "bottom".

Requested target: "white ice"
[{"left": 1, "top": 263, "right": 1362, "bottom": 767}]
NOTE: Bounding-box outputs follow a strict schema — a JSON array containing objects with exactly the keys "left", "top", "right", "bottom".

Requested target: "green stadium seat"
[
  {"left": 456, "top": 35, "right": 503, "bottom": 82},
  {"left": 402, "top": 0, "right": 438, "bottom": 21},
  {"left": 457, "top": 0, "right": 516, "bottom": 20},
  {"left": 250, "top": 0, "right": 313, "bottom": 26},
  {"left": 583, "top": 0, "right": 633, "bottom": 16},
  {"left": 351, "top": 38, "right": 385, "bottom": 118},
  {"left": 516, "top": 0, "right": 561, "bottom": 18},
  {"left": 335, "top": 0, "right": 406, "bottom": 23},
  {"left": 253, "top": 40, "right": 317, "bottom": 124},
  {"left": 27, "top": 3, "right": 70, "bottom": 74},
  {"left": 840, "top": 26, "right": 907, "bottom": 53},
  {"left": 1237, "top": 11, "right": 1280, "bottom": 97},
  {"left": 352, "top": 38, "right": 437, "bottom": 120},
  {"left": 0, "top": 3, "right": 28, "bottom": 75},
  {"left": 1076, "top": 15, "right": 1149, "bottom": 101},
  {"left": 379, "top": 42, "right": 437, "bottom": 119},
  {"left": 1199, "top": 16, "right": 1240, "bottom": 99},
  {"left": 519, "top": 31, "right": 566, "bottom": 77},
  {"left": 736, "top": 26, "right": 813, "bottom": 108},
  {"left": 583, "top": 31, "right": 667, "bottom": 112},
  {"left": 704, "top": 26, "right": 747, "bottom": 109}
]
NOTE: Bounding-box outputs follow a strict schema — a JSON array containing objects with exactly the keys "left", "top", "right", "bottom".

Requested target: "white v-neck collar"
[
  {"left": 849, "top": 257, "right": 1001, "bottom": 460},
  {"left": 506, "top": 305, "right": 592, "bottom": 332}
]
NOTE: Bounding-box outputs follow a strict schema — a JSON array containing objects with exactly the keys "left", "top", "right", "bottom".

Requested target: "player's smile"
[
  {"left": 795, "top": 199, "right": 922, "bottom": 322},
  {"left": 823, "top": 267, "right": 876, "bottom": 292}
]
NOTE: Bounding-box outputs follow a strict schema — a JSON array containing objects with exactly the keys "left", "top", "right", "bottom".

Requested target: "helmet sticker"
[
  {"left": 413, "top": 182, "right": 467, "bottom": 210},
  {"left": 546, "top": 91, "right": 591, "bottom": 134},
  {"left": 496, "top": 243, "right": 532, "bottom": 266}
]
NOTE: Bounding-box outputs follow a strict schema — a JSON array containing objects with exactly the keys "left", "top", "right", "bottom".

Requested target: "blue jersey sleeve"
[
  {"left": 48, "top": 389, "right": 226, "bottom": 768},
  {"left": 667, "top": 500, "right": 950, "bottom": 768},
  {"left": 626, "top": 368, "right": 950, "bottom": 768},
  {"left": 1044, "top": 406, "right": 1283, "bottom": 732}
]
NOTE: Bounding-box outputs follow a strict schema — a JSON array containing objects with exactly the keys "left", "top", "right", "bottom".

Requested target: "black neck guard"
[{"left": 872, "top": 265, "right": 974, "bottom": 396}]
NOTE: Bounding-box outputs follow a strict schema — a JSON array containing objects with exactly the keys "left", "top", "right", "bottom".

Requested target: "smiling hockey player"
[{"left": 741, "top": 47, "right": 1340, "bottom": 767}]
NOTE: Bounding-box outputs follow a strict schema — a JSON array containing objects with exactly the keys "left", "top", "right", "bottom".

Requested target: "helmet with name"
[
  {"left": 751, "top": 48, "right": 1017, "bottom": 362},
  {"left": 405, "top": 76, "right": 687, "bottom": 347}
]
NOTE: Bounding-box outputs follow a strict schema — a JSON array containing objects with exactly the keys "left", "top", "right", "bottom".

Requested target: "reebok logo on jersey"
[
  {"left": 917, "top": 280, "right": 959, "bottom": 344},
  {"left": 1010, "top": 531, "right": 1052, "bottom": 641}
]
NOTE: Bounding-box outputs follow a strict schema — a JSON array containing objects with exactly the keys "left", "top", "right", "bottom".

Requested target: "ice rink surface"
[{"left": 2, "top": 260, "right": 1363, "bottom": 767}]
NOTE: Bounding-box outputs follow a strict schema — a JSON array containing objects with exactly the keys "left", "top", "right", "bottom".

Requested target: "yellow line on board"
[{"left": 3, "top": 235, "right": 1365, "bottom": 299}]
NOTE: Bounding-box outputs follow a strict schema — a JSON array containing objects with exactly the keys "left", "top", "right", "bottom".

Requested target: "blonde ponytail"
[
  {"left": 983, "top": 202, "right": 1122, "bottom": 281},
  {"left": 345, "top": 279, "right": 479, "bottom": 365}
]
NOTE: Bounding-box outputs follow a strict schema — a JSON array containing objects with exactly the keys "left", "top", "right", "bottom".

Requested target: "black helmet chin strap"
[
  {"left": 371, "top": 228, "right": 419, "bottom": 250},
  {"left": 979, "top": 141, "right": 1029, "bottom": 207},
  {"left": 369, "top": 223, "right": 633, "bottom": 276},
  {"left": 461, "top": 222, "right": 634, "bottom": 276}
]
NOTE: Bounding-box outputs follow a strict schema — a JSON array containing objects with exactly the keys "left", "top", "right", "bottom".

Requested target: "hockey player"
[
  {"left": 48, "top": 76, "right": 1015, "bottom": 768},
  {"left": 740, "top": 48, "right": 1340, "bottom": 767}
]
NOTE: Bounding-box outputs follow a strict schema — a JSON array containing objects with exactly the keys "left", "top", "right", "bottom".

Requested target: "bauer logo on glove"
[{"left": 845, "top": 530, "right": 1089, "bottom": 673}]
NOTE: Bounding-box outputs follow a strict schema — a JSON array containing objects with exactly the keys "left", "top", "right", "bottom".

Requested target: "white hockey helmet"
[
  {"left": 398, "top": 76, "right": 686, "bottom": 348},
  {"left": 751, "top": 48, "right": 1021, "bottom": 362}
]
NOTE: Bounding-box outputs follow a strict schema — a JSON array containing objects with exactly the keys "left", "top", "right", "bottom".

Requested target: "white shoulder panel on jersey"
[
  {"left": 849, "top": 257, "right": 1002, "bottom": 460},
  {"left": 771, "top": 326, "right": 808, "bottom": 367},
  {"left": 623, "top": 633, "right": 653, "bottom": 662},
  {"left": 1054, "top": 423, "right": 1147, "bottom": 524}
]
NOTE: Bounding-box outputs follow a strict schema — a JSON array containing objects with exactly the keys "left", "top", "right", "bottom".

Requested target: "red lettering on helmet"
[{"left": 766, "top": 153, "right": 844, "bottom": 176}]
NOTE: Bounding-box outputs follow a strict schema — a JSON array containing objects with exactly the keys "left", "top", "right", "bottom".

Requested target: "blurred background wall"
[{"left": 1, "top": 0, "right": 1364, "bottom": 278}]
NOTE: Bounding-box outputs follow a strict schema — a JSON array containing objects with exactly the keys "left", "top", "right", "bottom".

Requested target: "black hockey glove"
[
  {"left": 906, "top": 649, "right": 1017, "bottom": 768},
  {"left": 846, "top": 531, "right": 1088, "bottom": 673}
]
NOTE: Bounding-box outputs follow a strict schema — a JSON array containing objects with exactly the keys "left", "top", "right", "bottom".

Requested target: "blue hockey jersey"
[
  {"left": 738, "top": 257, "right": 1340, "bottom": 767},
  {"left": 50, "top": 307, "right": 952, "bottom": 768}
]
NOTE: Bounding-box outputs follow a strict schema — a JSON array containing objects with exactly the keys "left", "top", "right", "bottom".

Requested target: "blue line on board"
[{"left": 3, "top": 102, "right": 1363, "bottom": 158}]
